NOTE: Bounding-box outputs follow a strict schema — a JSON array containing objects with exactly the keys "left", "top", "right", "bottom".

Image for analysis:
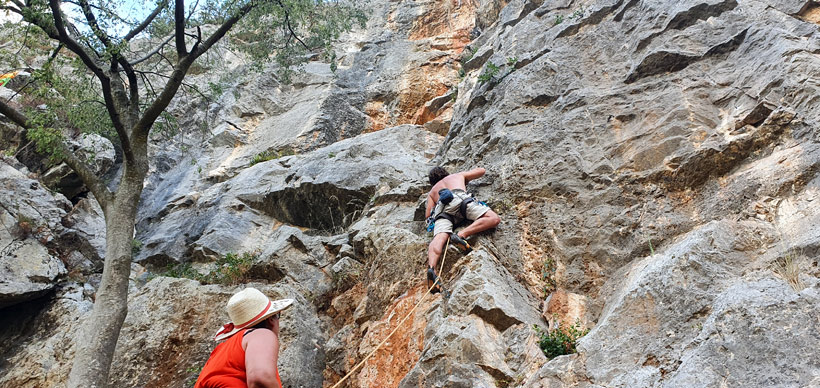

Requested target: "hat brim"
[{"left": 213, "top": 298, "right": 294, "bottom": 341}]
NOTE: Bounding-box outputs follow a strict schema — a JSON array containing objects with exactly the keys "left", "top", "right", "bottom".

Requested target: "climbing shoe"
[
  {"left": 427, "top": 267, "right": 442, "bottom": 294},
  {"left": 449, "top": 233, "right": 472, "bottom": 253}
]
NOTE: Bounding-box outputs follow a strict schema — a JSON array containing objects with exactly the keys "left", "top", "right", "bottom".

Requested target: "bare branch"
[
  {"left": 190, "top": 26, "right": 201, "bottom": 53},
  {"left": 129, "top": 34, "right": 174, "bottom": 66},
  {"left": 49, "top": 43, "right": 64, "bottom": 61},
  {"left": 0, "top": 5, "right": 23, "bottom": 15},
  {"left": 135, "top": 1, "right": 260, "bottom": 138},
  {"left": 45, "top": 0, "right": 105, "bottom": 77},
  {"left": 0, "top": 99, "right": 30, "bottom": 129},
  {"left": 124, "top": 0, "right": 169, "bottom": 41},
  {"left": 174, "top": 0, "right": 187, "bottom": 56},
  {"left": 44, "top": 0, "right": 135, "bottom": 165},
  {"left": 191, "top": 1, "right": 257, "bottom": 60}
]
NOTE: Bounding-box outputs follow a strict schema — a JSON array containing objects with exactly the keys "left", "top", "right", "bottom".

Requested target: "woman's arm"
[{"left": 244, "top": 329, "right": 281, "bottom": 388}]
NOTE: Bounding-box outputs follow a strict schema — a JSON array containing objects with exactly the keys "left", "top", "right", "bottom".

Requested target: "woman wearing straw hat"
[{"left": 195, "top": 287, "right": 293, "bottom": 388}]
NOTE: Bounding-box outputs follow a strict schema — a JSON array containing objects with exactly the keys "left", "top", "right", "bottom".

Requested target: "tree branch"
[
  {"left": 134, "top": 0, "right": 259, "bottom": 138},
  {"left": 62, "top": 148, "right": 114, "bottom": 208},
  {"left": 277, "top": 0, "right": 309, "bottom": 49},
  {"left": 0, "top": 100, "right": 113, "bottom": 207},
  {"left": 129, "top": 34, "right": 174, "bottom": 66},
  {"left": 191, "top": 1, "right": 257, "bottom": 60},
  {"left": 124, "top": 0, "right": 169, "bottom": 41},
  {"left": 44, "top": 0, "right": 135, "bottom": 165},
  {"left": 77, "top": 0, "right": 113, "bottom": 49},
  {"left": 39, "top": 0, "right": 105, "bottom": 77},
  {"left": 190, "top": 26, "right": 201, "bottom": 53},
  {"left": 0, "top": 5, "right": 23, "bottom": 15},
  {"left": 0, "top": 99, "right": 29, "bottom": 129},
  {"left": 174, "top": 0, "right": 187, "bottom": 56}
]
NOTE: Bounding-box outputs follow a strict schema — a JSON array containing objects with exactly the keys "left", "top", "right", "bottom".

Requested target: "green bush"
[
  {"left": 477, "top": 61, "right": 500, "bottom": 84},
  {"left": 534, "top": 319, "right": 589, "bottom": 359},
  {"left": 162, "top": 252, "right": 256, "bottom": 285},
  {"left": 250, "top": 148, "right": 294, "bottom": 166},
  {"left": 131, "top": 239, "right": 143, "bottom": 255}
]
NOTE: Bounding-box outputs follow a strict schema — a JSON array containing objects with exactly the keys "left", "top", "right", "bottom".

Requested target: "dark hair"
[
  {"left": 428, "top": 166, "right": 449, "bottom": 185},
  {"left": 249, "top": 319, "right": 269, "bottom": 330}
]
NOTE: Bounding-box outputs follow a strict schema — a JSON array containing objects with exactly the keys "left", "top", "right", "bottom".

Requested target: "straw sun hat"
[{"left": 213, "top": 287, "right": 294, "bottom": 341}]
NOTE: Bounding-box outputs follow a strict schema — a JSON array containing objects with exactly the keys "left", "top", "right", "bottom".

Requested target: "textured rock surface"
[
  {"left": 3, "top": 0, "right": 820, "bottom": 387},
  {"left": 0, "top": 161, "right": 103, "bottom": 308}
]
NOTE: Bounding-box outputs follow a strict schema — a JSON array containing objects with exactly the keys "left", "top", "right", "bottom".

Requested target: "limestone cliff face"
[{"left": 2, "top": 0, "right": 820, "bottom": 387}]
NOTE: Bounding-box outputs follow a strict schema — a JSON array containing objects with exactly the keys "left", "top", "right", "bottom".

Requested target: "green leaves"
[
  {"left": 231, "top": 0, "right": 367, "bottom": 82},
  {"left": 534, "top": 318, "right": 590, "bottom": 359},
  {"left": 477, "top": 57, "right": 518, "bottom": 85},
  {"left": 19, "top": 63, "right": 113, "bottom": 160},
  {"left": 161, "top": 251, "right": 257, "bottom": 285}
]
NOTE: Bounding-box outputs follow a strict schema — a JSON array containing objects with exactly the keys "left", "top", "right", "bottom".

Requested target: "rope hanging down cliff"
[{"left": 329, "top": 240, "right": 452, "bottom": 388}]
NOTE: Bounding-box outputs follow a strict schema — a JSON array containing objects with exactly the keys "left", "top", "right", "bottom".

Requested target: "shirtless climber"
[{"left": 424, "top": 166, "right": 500, "bottom": 292}]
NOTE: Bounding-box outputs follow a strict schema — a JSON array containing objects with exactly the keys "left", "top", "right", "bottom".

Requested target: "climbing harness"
[
  {"left": 429, "top": 189, "right": 482, "bottom": 234},
  {"left": 329, "top": 240, "right": 452, "bottom": 388}
]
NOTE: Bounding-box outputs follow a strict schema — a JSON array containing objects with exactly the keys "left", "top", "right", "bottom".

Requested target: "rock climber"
[
  {"left": 425, "top": 166, "right": 500, "bottom": 292},
  {"left": 195, "top": 287, "right": 293, "bottom": 388}
]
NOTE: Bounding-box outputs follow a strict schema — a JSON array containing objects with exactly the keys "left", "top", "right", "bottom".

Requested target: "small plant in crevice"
[
  {"left": 541, "top": 256, "right": 557, "bottom": 298},
  {"left": 554, "top": 14, "right": 564, "bottom": 25},
  {"left": 571, "top": 6, "right": 586, "bottom": 20},
  {"left": 131, "top": 238, "right": 143, "bottom": 255},
  {"left": 534, "top": 317, "right": 589, "bottom": 359},
  {"left": 250, "top": 148, "right": 295, "bottom": 166},
  {"left": 16, "top": 213, "right": 35, "bottom": 237},
  {"left": 477, "top": 57, "right": 519, "bottom": 85},
  {"left": 477, "top": 61, "right": 500, "bottom": 83},
  {"left": 506, "top": 56, "right": 518, "bottom": 68},
  {"left": 461, "top": 46, "right": 478, "bottom": 64}
]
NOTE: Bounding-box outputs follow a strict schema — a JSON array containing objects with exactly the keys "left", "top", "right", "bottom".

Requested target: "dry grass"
[{"left": 772, "top": 249, "right": 806, "bottom": 292}]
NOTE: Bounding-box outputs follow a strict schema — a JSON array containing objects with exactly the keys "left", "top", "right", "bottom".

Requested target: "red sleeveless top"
[{"left": 194, "top": 329, "right": 282, "bottom": 388}]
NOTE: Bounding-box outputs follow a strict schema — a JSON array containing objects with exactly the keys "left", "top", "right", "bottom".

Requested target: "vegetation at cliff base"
[{"left": 163, "top": 252, "right": 256, "bottom": 285}]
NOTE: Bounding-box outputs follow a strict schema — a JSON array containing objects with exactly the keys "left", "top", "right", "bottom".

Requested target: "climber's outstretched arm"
[{"left": 460, "top": 167, "right": 486, "bottom": 183}]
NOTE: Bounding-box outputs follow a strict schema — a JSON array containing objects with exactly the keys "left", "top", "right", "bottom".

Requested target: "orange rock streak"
[{"left": 353, "top": 284, "right": 430, "bottom": 388}]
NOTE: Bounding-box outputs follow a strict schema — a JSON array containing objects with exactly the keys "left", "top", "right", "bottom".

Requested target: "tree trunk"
[{"left": 67, "top": 161, "right": 145, "bottom": 388}]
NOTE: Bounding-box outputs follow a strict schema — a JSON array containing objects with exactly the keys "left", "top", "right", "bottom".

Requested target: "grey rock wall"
[{"left": 2, "top": 0, "right": 820, "bottom": 387}]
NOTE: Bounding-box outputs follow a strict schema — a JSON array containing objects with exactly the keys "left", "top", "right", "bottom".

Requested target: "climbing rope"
[{"left": 329, "top": 239, "right": 452, "bottom": 388}]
